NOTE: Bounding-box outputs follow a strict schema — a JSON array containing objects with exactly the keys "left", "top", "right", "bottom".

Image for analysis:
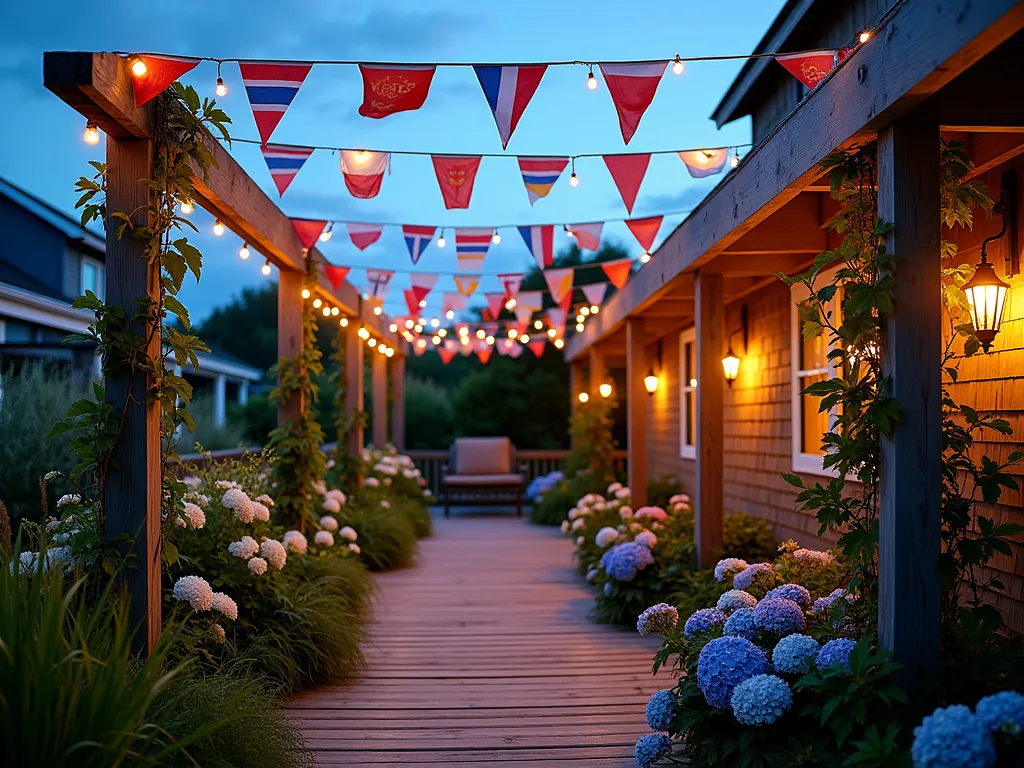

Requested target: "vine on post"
[{"left": 330, "top": 329, "right": 367, "bottom": 488}]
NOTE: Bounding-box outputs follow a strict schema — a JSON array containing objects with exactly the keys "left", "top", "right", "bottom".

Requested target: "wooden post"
[
  {"left": 877, "top": 118, "right": 942, "bottom": 689},
  {"left": 626, "top": 319, "right": 648, "bottom": 508},
  {"left": 569, "top": 360, "right": 585, "bottom": 447},
  {"left": 371, "top": 349, "right": 388, "bottom": 448},
  {"left": 695, "top": 270, "right": 724, "bottom": 568},
  {"left": 104, "top": 133, "right": 161, "bottom": 655},
  {"left": 390, "top": 353, "right": 406, "bottom": 451},
  {"left": 345, "top": 323, "right": 364, "bottom": 457},
  {"left": 277, "top": 267, "right": 304, "bottom": 426},
  {"left": 589, "top": 347, "right": 605, "bottom": 396}
]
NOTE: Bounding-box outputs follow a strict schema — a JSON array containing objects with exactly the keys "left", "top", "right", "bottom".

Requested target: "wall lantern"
[
  {"left": 964, "top": 171, "right": 1017, "bottom": 353},
  {"left": 722, "top": 305, "right": 748, "bottom": 387},
  {"left": 644, "top": 340, "right": 663, "bottom": 395},
  {"left": 578, "top": 392, "right": 590, "bottom": 404},
  {"left": 599, "top": 382, "right": 613, "bottom": 398}
]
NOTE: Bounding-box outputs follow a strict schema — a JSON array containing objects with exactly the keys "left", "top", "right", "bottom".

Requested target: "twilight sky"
[{"left": 0, "top": 0, "right": 786, "bottom": 323}]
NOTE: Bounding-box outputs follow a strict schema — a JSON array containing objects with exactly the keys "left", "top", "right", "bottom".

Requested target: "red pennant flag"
[
  {"left": 413, "top": 341, "right": 427, "bottom": 357},
  {"left": 358, "top": 65, "right": 436, "bottom": 119},
  {"left": 485, "top": 293, "right": 506, "bottom": 318},
  {"left": 598, "top": 62, "right": 667, "bottom": 144},
  {"left": 602, "top": 258, "right": 634, "bottom": 289},
  {"left": 431, "top": 156, "right": 482, "bottom": 209},
  {"left": 776, "top": 50, "right": 838, "bottom": 89},
  {"left": 323, "top": 264, "right": 351, "bottom": 292},
  {"left": 559, "top": 290, "right": 573, "bottom": 312},
  {"left": 403, "top": 289, "right": 421, "bottom": 317},
  {"left": 625, "top": 216, "right": 663, "bottom": 252},
  {"left": 476, "top": 346, "right": 493, "bottom": 365},
  {"left": 529, "top": 339, "right": 546, "bottom": 358},
  {"left": 481, "top": 308, "right": 495, "bottom": 322},
  {"left": 438, "top": 347, "right": 456, "bottom": 365},
  {"left": 130, "top": 55, "right": 200, "bottom": 106},
  {"left": 291, "top": 219, "right": 327, "bottom": 250},
  {"left": 346, "top": 222, "right": 384, "bottom": 251},
  {"left": 603, "top": 154, "right": 651, "bottom": 214}
]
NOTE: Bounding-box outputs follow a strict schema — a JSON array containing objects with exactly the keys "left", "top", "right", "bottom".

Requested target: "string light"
[
  {"left": 261, "top": 260, "right": 272, "bottom": 276},
  {"left": 331, "top": 306, "right": 340, "bottom": 316},
  {"left": 586, "top": 66, "right": 598, "bottom": 91},
  {"left": 547, "top": 328, "right": 556, "bottom": 338},
  {"left": 508, "top": 328, "right": 518, "bottom": 339},
  {"left": 476, "top": 329, "right": 486, "bottom": 339},
  {"left": 437, "top": 230, "right": 446, "bottom": 248},
  {"left": 590, "top": 304, "right": 600, "bottom": 314},
  {"left": 389, "top": 323, "right": 398, "bottom": 333},
  {"left": 373, "top": 306, "right": 383, "bottom": 315},
  {"left": 672, "top": 55, "right": 685, "bottom": 75},
  {"left": 576, "top": 314, "right": 585, "bottom": 323},
  {"left": 580, "top": 306, "right": 590, "bottom": 316},
  {"left": 569, "top": 158, "right": 579, "bottom": 187},
  {"left": 178, "top": 199, "right": 194, "bottom": 215},
  {"left": 505, "top": 298, "right": 516, "bottom": 310},
  {"left": 340, "top": 317, "right": 349, "bottom": 327},
  {"left": 578, "top": 392, "right": 589, "bottom": 403},
  {"left": 368, "top": 338, "right": 377, "bottom": 347},
  {"left": 564, "top": 225, "right": 575, "bottom": 239},
  {"left": 432, "top": 335, "right": 442, "bottom": 345},
  {"left": 486, "top": 335, "right": 495, "bottom": 345},
  {"left": 213, "top": 219, "right": 225, "bottom": 236},
  {"left": 358, "top": 327, "right": 370, "bottom": 340},
  {"left": 238, "top": 242, "right": 250, "bottom": 260},
  {"left": 322, "top": 306, "right": 331, "bottom": 317},
  {"left": 533, "top": 319, "right": 543, "bottom": 330},
  {"left": 859, "top": 30, "right": 871, "bottom": 43},
  {"left": 576, "top": 323, "right": 585, "bottom": 332},
  {"left": 458, "top": 326, "right": 469, "bottom": 336},
  {"left": 319, "top": 223, "right": 333, "bottom": 242},
  {"left": 460, "top": 336, "right": 470, "bottom": 347},
  {"left": 416, "top": 338, "right": 427, "bottom": 349},
  {"left": 83, "top": 120, "right": 100, "bottom": 146},
  {"left": 445, "top": 309, "right": 455, "bottom": 319},
  {"left": 438, "top": 328, "right": 447, "bottom": 337},
  {"left": 386, "top": 347, "right": 395, "bottom": 357},
  {"left": 130, "top": 57, "right": 148, "bottom": 77},
  {"left": 301, "top": 288, "right": 311, "bottom": 300},
  {"left": 554, "top": 338, "right": 565, "bottom": 349},
  {"left": 413, "top": 324, "right": 422, "bottom": 333},
  {"left": 312, "top": 298, "right": 322, "bottom": 308},
  {"left": 640, "top": 251, "right": 652, "bottom": 263},
  {"left": 215, "top": 62, "right": 227, "bottom": 97},
  {"left": 491, "top": 229, "right": 501, "bottom": 244},
  {"left": 430, "top": 317, "right": 440, "bottom": 328},
  {"left": 520, "top": 334, "right": 530, "bottom": 344},
  {"left": 418, "top": 299, "right": 427, "bottom": 308},
  {"left": 405, "top": 319, "right": 415, "bottom": 329},
  {"left": 730, "top": 150, "right": 741, "bottom": 169}
]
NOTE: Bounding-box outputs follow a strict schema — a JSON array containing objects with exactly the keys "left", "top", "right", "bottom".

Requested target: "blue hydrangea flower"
[
  {"left": 603, "top": 581, "right": 614, "bottom": 596},
  {"left": 733, "top": 562, "right": 776, "bottom": 590},
  {"left": 714, "top": 557, "right": 749, "bottom": 582},
  {"left": 975, "top": 690, "right": 1024, "bottom": 735},
  {"left": 815, "top": 638, "right": 857, "bottom": 673},
  {"left": 731, "top": 674, "right": 793, "bottom": 726},
  {"left": 637, "top": 603, "right": 678, "bottom": 636},
  {"left": 600, "top": 541, "right": 655, "bottom": 581},
  {"left": 717, "top": 589, "right": 758, "bottom": 613},
  {"left": 723, "top": 608, "right": 759, "bottom": 641},
  {"left": 772, "top": 634, "right": 819, "bottom": 674},
  {"left": 634, "top": 733, "right": 673, "bottom": 768},
  {"left": 752, "top": 597, "right": 806, "bottom": 635},
  {"left": 696, "top": 636, "right": 770, "bottom": 708},
  {"left": 812, "top": 588, "right": 854, "bottom": 614},
  {"left": 912, "top": 704, "right": 996, "bottom": 768},
  {"left": 764, "top": 583, "right": 812, "bottom": 606},
  {"left": 645, "top": 689, "right": 678, "bottom": 732},
  {"left": 684, "top": 608, "right": 726, "bottom": 638}
]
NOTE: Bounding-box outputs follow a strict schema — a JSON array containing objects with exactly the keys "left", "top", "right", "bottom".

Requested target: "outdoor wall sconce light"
[
  {"left": 644, "top": 340, "right": 663, "bottom": 395},
  {"left": 599, "top": 382, "right": 613, "bottom": 398},
  {"left": 965, "top": 171, "right": 1016, "bottom": 353},
  {"left": 722, "top": 305, "right": 748, "bottom": 387},
  {"left": 578, "top": 392, "right": 590, "bottom": 403}
]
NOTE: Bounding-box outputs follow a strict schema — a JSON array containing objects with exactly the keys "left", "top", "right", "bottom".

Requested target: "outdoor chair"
[{"left": 442, "top": 437, "right": 525, "bottom": 517}]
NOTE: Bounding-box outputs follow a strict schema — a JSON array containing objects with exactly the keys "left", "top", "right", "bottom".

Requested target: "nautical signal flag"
[
  {"left": 290, "top": 219, "right": 328, "bottom": 250},
  {"left": 625, "top": 215, "right": 663, "bottom": 252},
  {"left": 498, "top": 273, "right": 524, "bottom": 301},
  {"left": 776, "top": 50, "right": 838, "bottom": 89},
  {"left": 346, "top": 222, "right": 384, "bottom": 251},
  {"left": 485, "top": 293, "right": 506, "bottom": 319},
  {"left": 358, "top": 64, "right": 436, "bottom": 119},
  {"left": 410, "top": 272, "right": 439, "bottom": 300},
  {"left": 455, "top": 228, "right": 492, "bottom": 271},
  {"left": 604, "top": 153, "right": 651, "bottom": 214},
  {"left": 517, "top": 157, "right": 568, "bottom": 205},
  {"left": 432, "top": 156, "right": 482, "bottom": 209},
  {"left": 366, "top": 269, "right": 394, "bottom": 300},
  {"left": 544, "top": 267, "right": 574, "bottom": 305},
  {"left": 547, "top": 307, "right": 567, "bottom": 334},
  {"left": 598, "top": 62, "right": 667, "bottom": 144},
  {"left": 678, "top": 148, "right": 729, "bottom": 178},
  {"left": 260, "top": 144, "right": 314, "bottom": 196},
  {"left": 473, "top": 65, "right": 547, "bottom": 149},
  {"left": 340, "top": 150, "right": 389, "bottom": 199},
  {"left": 239, "top": 62, "right": 312, "bottom": 145},
  {"left": 130, "top": 55, "right": 200, "bottom": 106},
  {"left": 518, "top": 225, "right": 555, "bottom": 269},
  {"left": 601, "top": 257, "right": 634, "bottom": 289},
  {"left": 454, "top": 275, "right": 480, "bottom": 296},
  {"left": 402, "top": 225, "right": 436, "bottom": 265},
  {"left": 569, "top": 222, "right": 604, "bottom": 252},
  {"left": 582, "top": 282, "right": 608, "bottom": 307}
]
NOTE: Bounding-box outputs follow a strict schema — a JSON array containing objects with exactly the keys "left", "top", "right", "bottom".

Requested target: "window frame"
[
  {"left": 678, "top": 327, "right": 696, "bottom": 460},
  {"left": 80, "top": 256, "right": 105, "bottom": 301}
]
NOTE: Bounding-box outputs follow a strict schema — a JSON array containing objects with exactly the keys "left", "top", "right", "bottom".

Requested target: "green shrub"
[
  {"left": 530, "top": 470, "right": 615, "bottom": 526},
  {"left": 173, "top": 393, "right": 249, "bottom": 453},
  {"left": 338, "top": 500, "right": 418, "bottom": 571},
  {"left": 646, "top": 474, "right": 682, "bottom": 507},
  {"left": 405, "top": 376, "right": 455, "bottom": 449}
]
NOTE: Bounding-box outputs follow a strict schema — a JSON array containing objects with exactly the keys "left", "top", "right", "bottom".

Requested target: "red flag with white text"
[
  {"left": 776, "top": 50, "right": 838, "bottom": 89},
  {"left": 358, "top": 65, "right": 436, "bottom": 119},
  {"left": 432, "top": 156, "right": 483, "bottom": 209}
]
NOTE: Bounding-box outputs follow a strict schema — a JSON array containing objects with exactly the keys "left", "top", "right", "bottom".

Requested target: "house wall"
[{"left": 0, "top": 193, "right": 68, "bottom": 299}]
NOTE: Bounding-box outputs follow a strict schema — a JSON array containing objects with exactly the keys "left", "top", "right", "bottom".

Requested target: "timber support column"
[
  {"left": 277, "top": 267, "right": 304, "bottom": 426},
  {"left": 626, "top": 319, "right": 648, "bottom": 508},
  {"left": 104, "top": 132, "right": 162, "bottom": 655},
  {"left": 695, "top": 270, "right": 724, "bottom": 568},
  {"left": 569, "top": 359, "right": 585, "bottom": 446},
  {"left": 371, "top": 348, "right": 387, "bottom": 448},
  {"left": 345, "top": 323, "right": 365, "bottom": 457},
  {"left": 589, "top": 347, "right": 605, "bottom": 397},
  {"left": 877, "top": 118, "right": 942, "bottom": 690},
  {"left": 390, "top": 352, "right": 406, "bottom": 451}
]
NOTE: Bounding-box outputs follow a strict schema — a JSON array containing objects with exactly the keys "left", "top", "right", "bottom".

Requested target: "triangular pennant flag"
[
  {"left": 260, "top": 144, "right": 314, "bottom": 196},
  {"left": 517, "top": 157, "right": 569, "bottom": 205},
  {"left": 476, "top": 345, "right": 493, "bottom": 365},
  {"left": 528, "top": 339, "right": 546, "bottom": 358},
  {"left": 340, "top": 150, "right": 389, "bottom": 199},
  {"left": 625, "top": 215, "right": 663, "bottom": 252},
  {"left": 358, "top": 64, "right": 436, "bottom": 119},
  {"left": 403, "top": 289, "right": 421, "bottom": 317},
  {"left": 130, "top": 55, "right": 200, "bottom": 107},
  {"left": 402, "top": 225, "right": 436, "bottom": 265},
  {"left": 518, "top": 291, "right": 543, "bottom": 311},
  {"left": 410, "top": 272, "right": 439, "bottom": 298},
  {"left": 569, "top": 222, "right": 604, "bottom": 252},
  {"left": 460, "top": 339, "right": 474, "bottom": 357},
  {"left": 323, "top": 264, "right": 351, "bottom": 292},
  {"left": 603, "top": 154, "right": 651, "bottom": 214},
  {"left": 515, "top": 304, "right": 534, "bottom": 326},
  {"left": 442, "top": 292, "right": 467, "bottom": 316},
  {"left": 776, "top": 50, "right": 838, "bottom": 89},
  {"left": 498, "top": 273, "right": 524, "bottom": 301},
  {"left": 438, "top": 347, "right": 456, "bottom": 364},
  {"left": 559, "top": 290, "right": 573, "bottom": 312},
  {"left": 366, "top": 269, "right": 394, "bottom": 301},
  {"left": 413, "top": 341, "right": 427, "bottom": 357},
  {"left": 518, "top": 225, "right": 555, "bottom": 269},
  {"left": 581, "top": 282, "right": 608, "bottom": 307},
  {"left": 547, "top": 307, "right": 567, "bottom": 334},
  {"left": 481, "top": 308, "right": 495, "bottom": 322},
  {"left": 432, "top": 156, "right": 482, "bottom": 209},
  {"left": 598, "top": 62, "right": 667, "bottom": 144},
  {"left": 485, "top": 293, "right": 506, "bottom": 319},
  {"left": 291, "top": 219, "right": 327, "bottom": 250},
  {"left": 455, "top": 228, "right": 492, "bottom": 271},
  {"left": 543, "top": 267, "right": 575, "bottom": 304},
  {"left": 678, "top": 149, "right": 729, "bottom": 179},
  {"left": 454, "top": 275, "right": 480, "bottom": 296},
  {"left": 239, "top": 62, "right": 312, "bottom": 145},
  {"left": 346, "top": 222, "right": 384, "bottom": 251},
  {"left": 473, "top": 65, "right": 547, "bottom": 149},
  {"left": 507, "top": 341, "right": 525, "bottom": 359},
  {"left": 601, "top": 258, "right": 634, "bottom": 290}
]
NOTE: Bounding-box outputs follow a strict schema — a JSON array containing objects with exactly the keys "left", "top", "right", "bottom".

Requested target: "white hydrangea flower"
[
  {"left": 215, "top": 480, "right": 240, "bottom": 490},
  {"left": 282, "top": 530, "right": 308, "bottom": 555},
  {"left": 380, "top": 500, "right": 391, "bottom": 509},
  {"left": 322, "top": 497, "right": 341, "bottom": 514},
  {"left": 315, "top": 531, "right": 335, "bottom": 548},
  {"left": 247, "top": 556, "right": 268, "bottom": 575},
  {"left": 560, "top": 520, "right": 570, "bottom": 533},
  {"left": 187, "top": 492, "right": 210, "bottom": 508},
  {"left": 251, "top": 501, "right": 271, "bottom": 522},
  {"left": 571, "top": 518, "right": 585, "bottom": 531},
  {"left": 326, "top": 489, "right": 347, "bottom": 505},
  {"left": 228, "top": 535, "right": 259, "bottom": 559},
  {"left": 173, "top": 575, "right": 214, "bottom": 612},
  {"left": 211, "top": 592, "right": 239, "bottom": 620},
  {"left": 212, "top": 623, "right": 226, "bottom": 644},
  {"left": 183, "top": 502, "right": 205, "bottom": 530},
  {"left": 44, "top": 470, "right": 61, "bottom": 482},
  {"left": 339, "top": 526, "right": 358, "bottom": 542},
  {"left": 607, "top": 482, "right": 623, "bottom": 494},
  {"left": 260, "top": 539, "right": 287, "bottom": 570},
  {"left": 44, "top": 546, "right": 75, "bottom": 570},
  {"left": 319, "top": 515, "right": 339, "bottom": 532},
  {"left": 56, "top": 494, "right": 81, "bottom": 508},
  {"left": 614, "top": 487, "right": 631, "bottom": 499},
  {"left": 326, "top": 459, "right": 336, "bottom": 470},
  {"left": 575, "top": 536, "right": 584, "bottom": 546},
  {"left": 363, "top": 477, "right": 380, "bottom": 488},
  {"left": 182, "top": 475, "right": 202, "bottom": 489},
  {"left": 222, "top": 488, "right": 255, "bottom": 524},
  {"left": 255, "top": 494, "right": 275, "bottom": 507},
  {"left": 17, "top": 551, "right": 37, "bottom": 573},
  {"left": 348, "top": 543, "right": 361, "bottom": 555},
  {"left": 595, "top": 527, "right": 619, "bottom": 548},
  {"left": 619, "top": 506, "right": 634, "bottom": 521}
]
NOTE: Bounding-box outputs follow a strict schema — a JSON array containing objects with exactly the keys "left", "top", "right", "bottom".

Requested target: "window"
[
  {"left": 80, "top": 257, "right": 104, "bottom": 301},
  {"left": 679, "top": 328, "right": 696, "bottom": 459}
]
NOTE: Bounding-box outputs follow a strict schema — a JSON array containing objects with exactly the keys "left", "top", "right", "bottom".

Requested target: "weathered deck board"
[{"left": 287, "top": 514, "right": 671, "bottom": 766}]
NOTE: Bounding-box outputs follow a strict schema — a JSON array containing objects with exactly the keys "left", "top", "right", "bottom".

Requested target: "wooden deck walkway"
[{"left": 287, "top": 513, "right": 670, "bottom": 767}]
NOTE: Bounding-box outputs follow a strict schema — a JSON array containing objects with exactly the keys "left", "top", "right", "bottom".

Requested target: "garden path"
[{"left": 287, "top": 512, "right": 671, "bottom": 767}]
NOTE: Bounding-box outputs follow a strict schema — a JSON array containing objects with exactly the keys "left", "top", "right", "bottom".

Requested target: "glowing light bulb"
[
  {"left": 416, "top": 339, "right": 427, "bottom": 349},
  {"left": 437, "top": 234, "right": 446, "bottom": 248},
  {"left": 179, "top": 199, "right": 194, "bottom": 215},
  {"left": 492, "top": 231, "right": 501, "bottom": 244},
  {"left": 859, "top": 30, "right": 871, "bottom": 44},
  {"left": 389, "top": 323, "right": 398, "bottom": 333},
  {"left": 576, "top": 323, "right": 585, "bottom": 332},
  {"left": 312, "top": 298, "right": 322, "bottom": 308},
  {"left": 357, "top": 328, "right": 370, "bottom": 341},
  {"left": 405, "top": 319, "right": 414, "bottom": 330},
  {"left": 672, "top": 55, "right": 685, "bottom": 75},
  {"left": 445, "top": 309, "right": 455, "bottom": 319},
  {"left": 505, "top": 298, "right": 516, "bottom": 311},
  {"left": 578, "top": 392, "right": 589, "bottom": 403},
  {"left": 520, "top": 334, "right": 530, "bottom": 343},
  {"left": 730, "top": 152, "right": 740, "bottom": 169},
  {"left": 414, "top": 324, "right": 423, "bottom": 333},
  {"left": 534, "top": 319, "right": 543, "bottom": 330},
  {"left": 418, "top": 299, "right": 427, "bottom": 308},
  {"left": 430, "top": 317, "right": 440, "bottom": 328},
  {"left": 438, "top": 328, "right": 447, "bottom": 337},
  {"left": 322, "top": 306, "right": 331, "bottom": 317},
  {"left": 261, "top": 260, "right": 272, "bottom": 276},
  {"left": 580, "top": 306, "right": 590, "bottom": 317},
  {"left": 486, "top": 335, "right": 495, "bottom": 345},
  {"left": 565, "top": 227, "right": 575, "bottom": 239},
  {"left": 130, "top": 57, "right": 148, "bottom": 77},
  {"left": 301, "top": 288, "right": 311, "bottom": 300},
  {"left": 590, "top": 305, "right": 599, "bottom": 314},
  {"left": 570, "top": 171, "right": 579, "bottom": 188},
  {"left": 319, "top": 224, "right": 333, "bottom": 242},
  {"left": 368, "top": 338, "right": 377, "bottom": 348},
  {"left": 554, "top": 338, "right": 564, "bottom": 349},
  {"left": 340, "top": 317, "right": 349, "bottom": 327},
  {"left": 476, "top": 329, "right": 485, "bottom": 340},
  {"left": 238, "top": 243, "right": 250, "bottom": 260},
  {"left": 374, "top": 306, "right": 383, "bottom": 316},
  {"left": 640, "top": 251, "right": 651, "bottom": 264},
  {"left": 599, "top": 383, "right": 612, "bottom": 398},
  {"left": 458, "top": 326, "right": 469, "bottom": 337},
  {"left": 215, "top": 77, "right": 227, "bottom": 97},
  {"left": 432, "top": 335, "right": 441, "bottom": 345},
  {"left": 586, "top": 69, "right": 598, "bottom": 90},
  {"left": 213, "top": 219, "right": 225, "bottom": 236},
  {"left": 83, "top": 120, "right": 100, "bottom": 146},
  {"left": 547, "top": 328, "right": 556, "bottom": 338},
  {"left": 329, "top": 306, "right": 338, "bottom": 316},
  {"left": 576, "top": 315, "right": 585, "bottom": 323},
  {"left": 460, "top": 336, "right": 469, "bottom": 347},
  {"left": 508, "top": 328, "right": 518, "bottom": 339}
]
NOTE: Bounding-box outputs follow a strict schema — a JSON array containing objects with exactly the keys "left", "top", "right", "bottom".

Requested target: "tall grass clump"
[
  {"left": 338, "top": 502, "right": 418, "bottom": 571},
  {"left": 173, "top": 392, "right": 249, "bottom": 453}
]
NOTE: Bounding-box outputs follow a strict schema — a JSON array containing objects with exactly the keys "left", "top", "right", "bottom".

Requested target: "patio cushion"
[
  {"left": 453, "top": 437, "right": 512, "bottom": 475},
  {"left": 444, "top": 473, "right": 522, "bottom": 486}
]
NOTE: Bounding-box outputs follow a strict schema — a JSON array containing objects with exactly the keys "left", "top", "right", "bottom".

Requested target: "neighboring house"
[{"left": 0, "top": 176, "right": 262, "bottom": 425}]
